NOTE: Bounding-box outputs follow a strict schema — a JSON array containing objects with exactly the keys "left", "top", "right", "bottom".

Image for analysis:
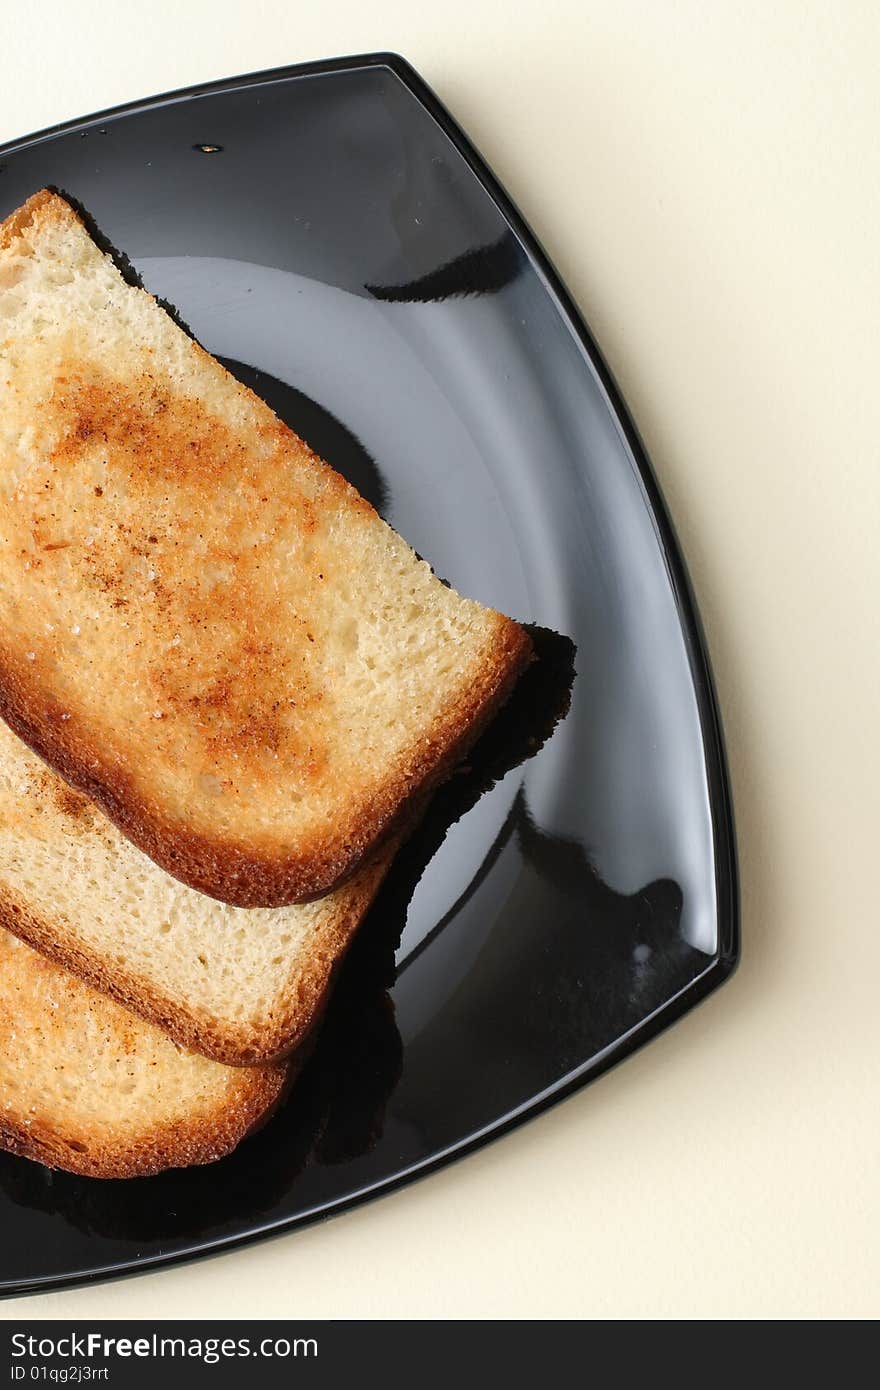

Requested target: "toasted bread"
[
  {"left": 0, "top": 191, "right": 531, "bottom": 906},
  {"left": 0, "top": 718, "right": 393, "bottom": 1065},
  {"left": 0, "top": 928, "right": 289, "bottom": 1178}
]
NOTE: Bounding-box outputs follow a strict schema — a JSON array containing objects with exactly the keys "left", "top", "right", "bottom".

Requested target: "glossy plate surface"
[{"left": 0, "top": 54, "right": 737, "bottom": 1295}]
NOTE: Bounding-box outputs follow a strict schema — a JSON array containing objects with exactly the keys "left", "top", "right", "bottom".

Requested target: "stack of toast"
[{"left": 0, "top": 191, "right": 531, "bottom": 1177}]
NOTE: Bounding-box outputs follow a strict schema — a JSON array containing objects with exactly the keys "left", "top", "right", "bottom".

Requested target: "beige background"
[{"left": 1, "top": 0, "right": 877, "bottom": 1320}]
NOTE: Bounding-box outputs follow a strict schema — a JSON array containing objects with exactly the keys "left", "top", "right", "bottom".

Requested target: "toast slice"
[
  {"left": 0, "top": 191, "right": 531, "bottom": 906},
  {"left": 0, "top": 929, "right": 289, "bottom": 1178},
  {"left": 0, "top": 718, "right": 393, "bottom": 1065}
]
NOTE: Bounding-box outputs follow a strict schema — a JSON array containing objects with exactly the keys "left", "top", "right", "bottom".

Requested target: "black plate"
[{"left": 0, "top": 53, "right": 738, "bottom": 1296}]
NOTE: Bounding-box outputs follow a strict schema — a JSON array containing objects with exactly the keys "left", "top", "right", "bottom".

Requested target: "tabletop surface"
[{"left": 1, "top": 0, "right": 877, "bottom": 1321}]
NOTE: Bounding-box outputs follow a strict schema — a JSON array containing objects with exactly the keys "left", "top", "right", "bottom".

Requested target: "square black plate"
[{"left": 0, "top": 53, "right": 738, "bottom": 1296}]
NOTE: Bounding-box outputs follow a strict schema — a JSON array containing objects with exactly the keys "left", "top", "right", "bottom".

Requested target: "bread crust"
[
  {"left": 0, "top": 191, "right": 533, "bottom": 907},
  {"left": 0, "top": 187, "right": 59, "bottom": 250}
]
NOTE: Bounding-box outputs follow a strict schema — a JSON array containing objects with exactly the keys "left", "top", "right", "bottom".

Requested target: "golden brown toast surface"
[{"left": 0, "top": 191, "right": 530, "bottom": 905}]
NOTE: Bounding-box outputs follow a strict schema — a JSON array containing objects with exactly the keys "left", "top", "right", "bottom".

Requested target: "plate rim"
[{"left": 0, "top": 50, "right": 739, "bottom": 1299}]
